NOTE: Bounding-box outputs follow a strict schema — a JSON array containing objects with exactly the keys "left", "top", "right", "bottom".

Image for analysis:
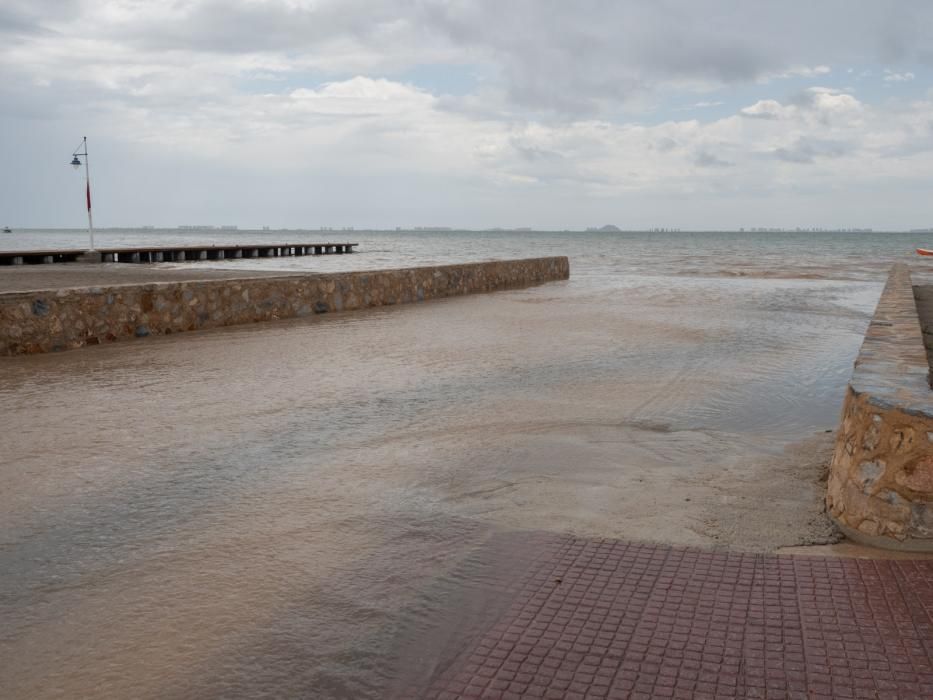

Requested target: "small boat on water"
[
  {"left": 2, "top": 226, "right": 10, "bottom": 234},
  {"left": 917, "top": 248, "right": 933, "bottom": 256}
]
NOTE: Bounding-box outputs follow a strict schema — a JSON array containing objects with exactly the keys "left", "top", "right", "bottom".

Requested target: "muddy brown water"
[{"left": 0, "top": 230, "right": 917, "bottom": 698}]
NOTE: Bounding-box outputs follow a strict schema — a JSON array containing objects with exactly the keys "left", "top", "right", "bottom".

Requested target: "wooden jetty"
[{"left": 0, "top": 242, "right": 357, "bottom": 266}]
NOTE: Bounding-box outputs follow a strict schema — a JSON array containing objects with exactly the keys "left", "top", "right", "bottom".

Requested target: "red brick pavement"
[{"left": 421, "top": 538, "right": 933, "bottom": 700}]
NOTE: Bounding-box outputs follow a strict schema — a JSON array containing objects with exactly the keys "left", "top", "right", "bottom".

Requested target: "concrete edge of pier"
[{"left": 0, "top": 256, "right": 569, "bottom": 356}]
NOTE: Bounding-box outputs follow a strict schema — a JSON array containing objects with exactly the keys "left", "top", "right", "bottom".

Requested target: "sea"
[{"left": 1, "top": 228, "right": 930, "bottom": 698}]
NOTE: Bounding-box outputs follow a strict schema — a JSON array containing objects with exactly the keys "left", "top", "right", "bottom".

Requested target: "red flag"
[{"left": 86, "top": 181, "right": 91, "bottom": 212}]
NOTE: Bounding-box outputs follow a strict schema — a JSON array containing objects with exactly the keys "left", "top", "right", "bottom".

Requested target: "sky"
[{"left": 1, "top": 0, "right": 931, "bottom": 230}]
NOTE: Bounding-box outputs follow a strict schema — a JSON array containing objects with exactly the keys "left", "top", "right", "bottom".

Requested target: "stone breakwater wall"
[
  {"left": 826, "top": 264, "right": 933, "bottom": 550},
  {"left": 0, "top": 257, "right": 569, "bottom": 356}
]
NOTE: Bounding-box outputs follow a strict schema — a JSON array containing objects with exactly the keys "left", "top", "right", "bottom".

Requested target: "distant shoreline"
[{"left": 5, "top": 226, "right": 931, "bottom": 235}]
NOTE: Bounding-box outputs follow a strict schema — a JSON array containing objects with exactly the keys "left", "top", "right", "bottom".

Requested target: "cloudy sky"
[{"left": 1, "top": 0, "right": 931, "bottom": 230}]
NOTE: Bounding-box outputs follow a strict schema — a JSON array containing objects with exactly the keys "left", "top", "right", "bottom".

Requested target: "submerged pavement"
[{"left": 415, "top": 537, "right": 933, "bottom": 700}]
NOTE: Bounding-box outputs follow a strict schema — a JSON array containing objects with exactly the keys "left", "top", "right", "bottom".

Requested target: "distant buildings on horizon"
[
  {"left": 741, "top": 226, "right": 874, "bottom": 233},
  {"left": 586, "top": 224, "right": 625, "bottom": 232},
  {"left": 113, "top": 224, "right": 931, "bottom": 233}
]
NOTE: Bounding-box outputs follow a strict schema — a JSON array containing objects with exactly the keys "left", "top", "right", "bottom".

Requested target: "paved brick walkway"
[{"left": 422, "top": 539, "right": 933, "bottom": 700}]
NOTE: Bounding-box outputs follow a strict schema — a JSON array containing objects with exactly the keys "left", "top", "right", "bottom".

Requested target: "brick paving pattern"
[{"left": 423, "top": 538, "right": 933, "bottom": 700}]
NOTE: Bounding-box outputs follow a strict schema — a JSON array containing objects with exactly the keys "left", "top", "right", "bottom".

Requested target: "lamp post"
[{"left": 70, "top": 136, "right": 94, "bottom": 251}]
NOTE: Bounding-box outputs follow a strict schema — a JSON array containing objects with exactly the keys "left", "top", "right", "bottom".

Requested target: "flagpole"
[{"left": 83, "top": 137, "right": 94, "bottom": 251}]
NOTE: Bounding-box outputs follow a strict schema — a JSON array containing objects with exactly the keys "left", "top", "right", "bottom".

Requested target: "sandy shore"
[{"left": 405, "top": 418, "right": 843, "bottom": 554}]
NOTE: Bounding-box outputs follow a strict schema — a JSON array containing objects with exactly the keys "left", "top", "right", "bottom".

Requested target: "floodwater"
[{"left": 0, "top": 229, "right": 926, "bottom": 698}]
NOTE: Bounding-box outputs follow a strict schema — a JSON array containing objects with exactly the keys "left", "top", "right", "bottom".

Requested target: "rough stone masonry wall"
[
  {"left": 0, "top": 257, "right": 569, "bottom": 356},
  {"left": 826, "top": 264, "right": 933, "bottom": 550}
]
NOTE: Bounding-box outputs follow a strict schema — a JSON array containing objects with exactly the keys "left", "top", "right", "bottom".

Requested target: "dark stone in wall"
[{"left": 32, "top": 299, "right": 49, "bottom": 316}]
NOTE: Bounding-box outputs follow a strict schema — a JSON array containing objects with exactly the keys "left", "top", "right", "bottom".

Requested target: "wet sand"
[{"left": 373, "top": 412, "right": 840, "bottom": 552}]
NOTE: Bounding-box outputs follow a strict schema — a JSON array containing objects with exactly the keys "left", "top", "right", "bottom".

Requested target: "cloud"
[
  {"left": 288, "top": 77, "right": 434, "bottom": 116},
  {"left": 694, "top": 150, "right": 733, "bottom": 168},
  {"left": 2, "top": 1, "right": 933, "bottom": 228},
  {"left": 0, "top": 0, "right": 83, "bottom": 38},
  {"left": 4, "top": 1, "right": 933, "bottom": 119},
  {"left": 740, "top": 87, "right": 863, "bottom": 123},
  {"left": 767, "top": 64, "right": 832, "bottom": 79},
  {"left": 773, "top": 138, "right": 851, "bottom": 164},
  {"left": 51, "top": 74, "right": 913, "bottom": 195},
  {"left": 884, "top": 70, "right": 916, "bottom": 82},
  {"left": 675, "top": 101, "right": 724, "bottom": 111},
  {"left": 740, "top": 100, "right": 784, "bottom": 120}
]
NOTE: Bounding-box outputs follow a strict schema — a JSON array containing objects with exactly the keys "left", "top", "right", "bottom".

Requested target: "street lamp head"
[{"left": 70, "top": 156, "right": 82, "bottom": 169}]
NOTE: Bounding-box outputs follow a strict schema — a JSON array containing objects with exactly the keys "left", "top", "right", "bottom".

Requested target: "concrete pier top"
[{"left": 0, "top": 264, "right": 302, "bottom": 294}]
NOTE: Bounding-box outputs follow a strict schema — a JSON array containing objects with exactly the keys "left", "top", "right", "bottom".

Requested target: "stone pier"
[
  {"left": 827, "top": 264, "right": 933, "bottom": 550},
  {"left": 0, "top": 257, "right": 569, "bottom": 356}
]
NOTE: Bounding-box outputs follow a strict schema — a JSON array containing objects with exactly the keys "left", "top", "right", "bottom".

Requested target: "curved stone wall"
[
  {"left": 826, "top": 264, "right": 933, "bottom": 550},
  {"left": 0, "top": 257, "right": 569, "bottom": 356}
]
